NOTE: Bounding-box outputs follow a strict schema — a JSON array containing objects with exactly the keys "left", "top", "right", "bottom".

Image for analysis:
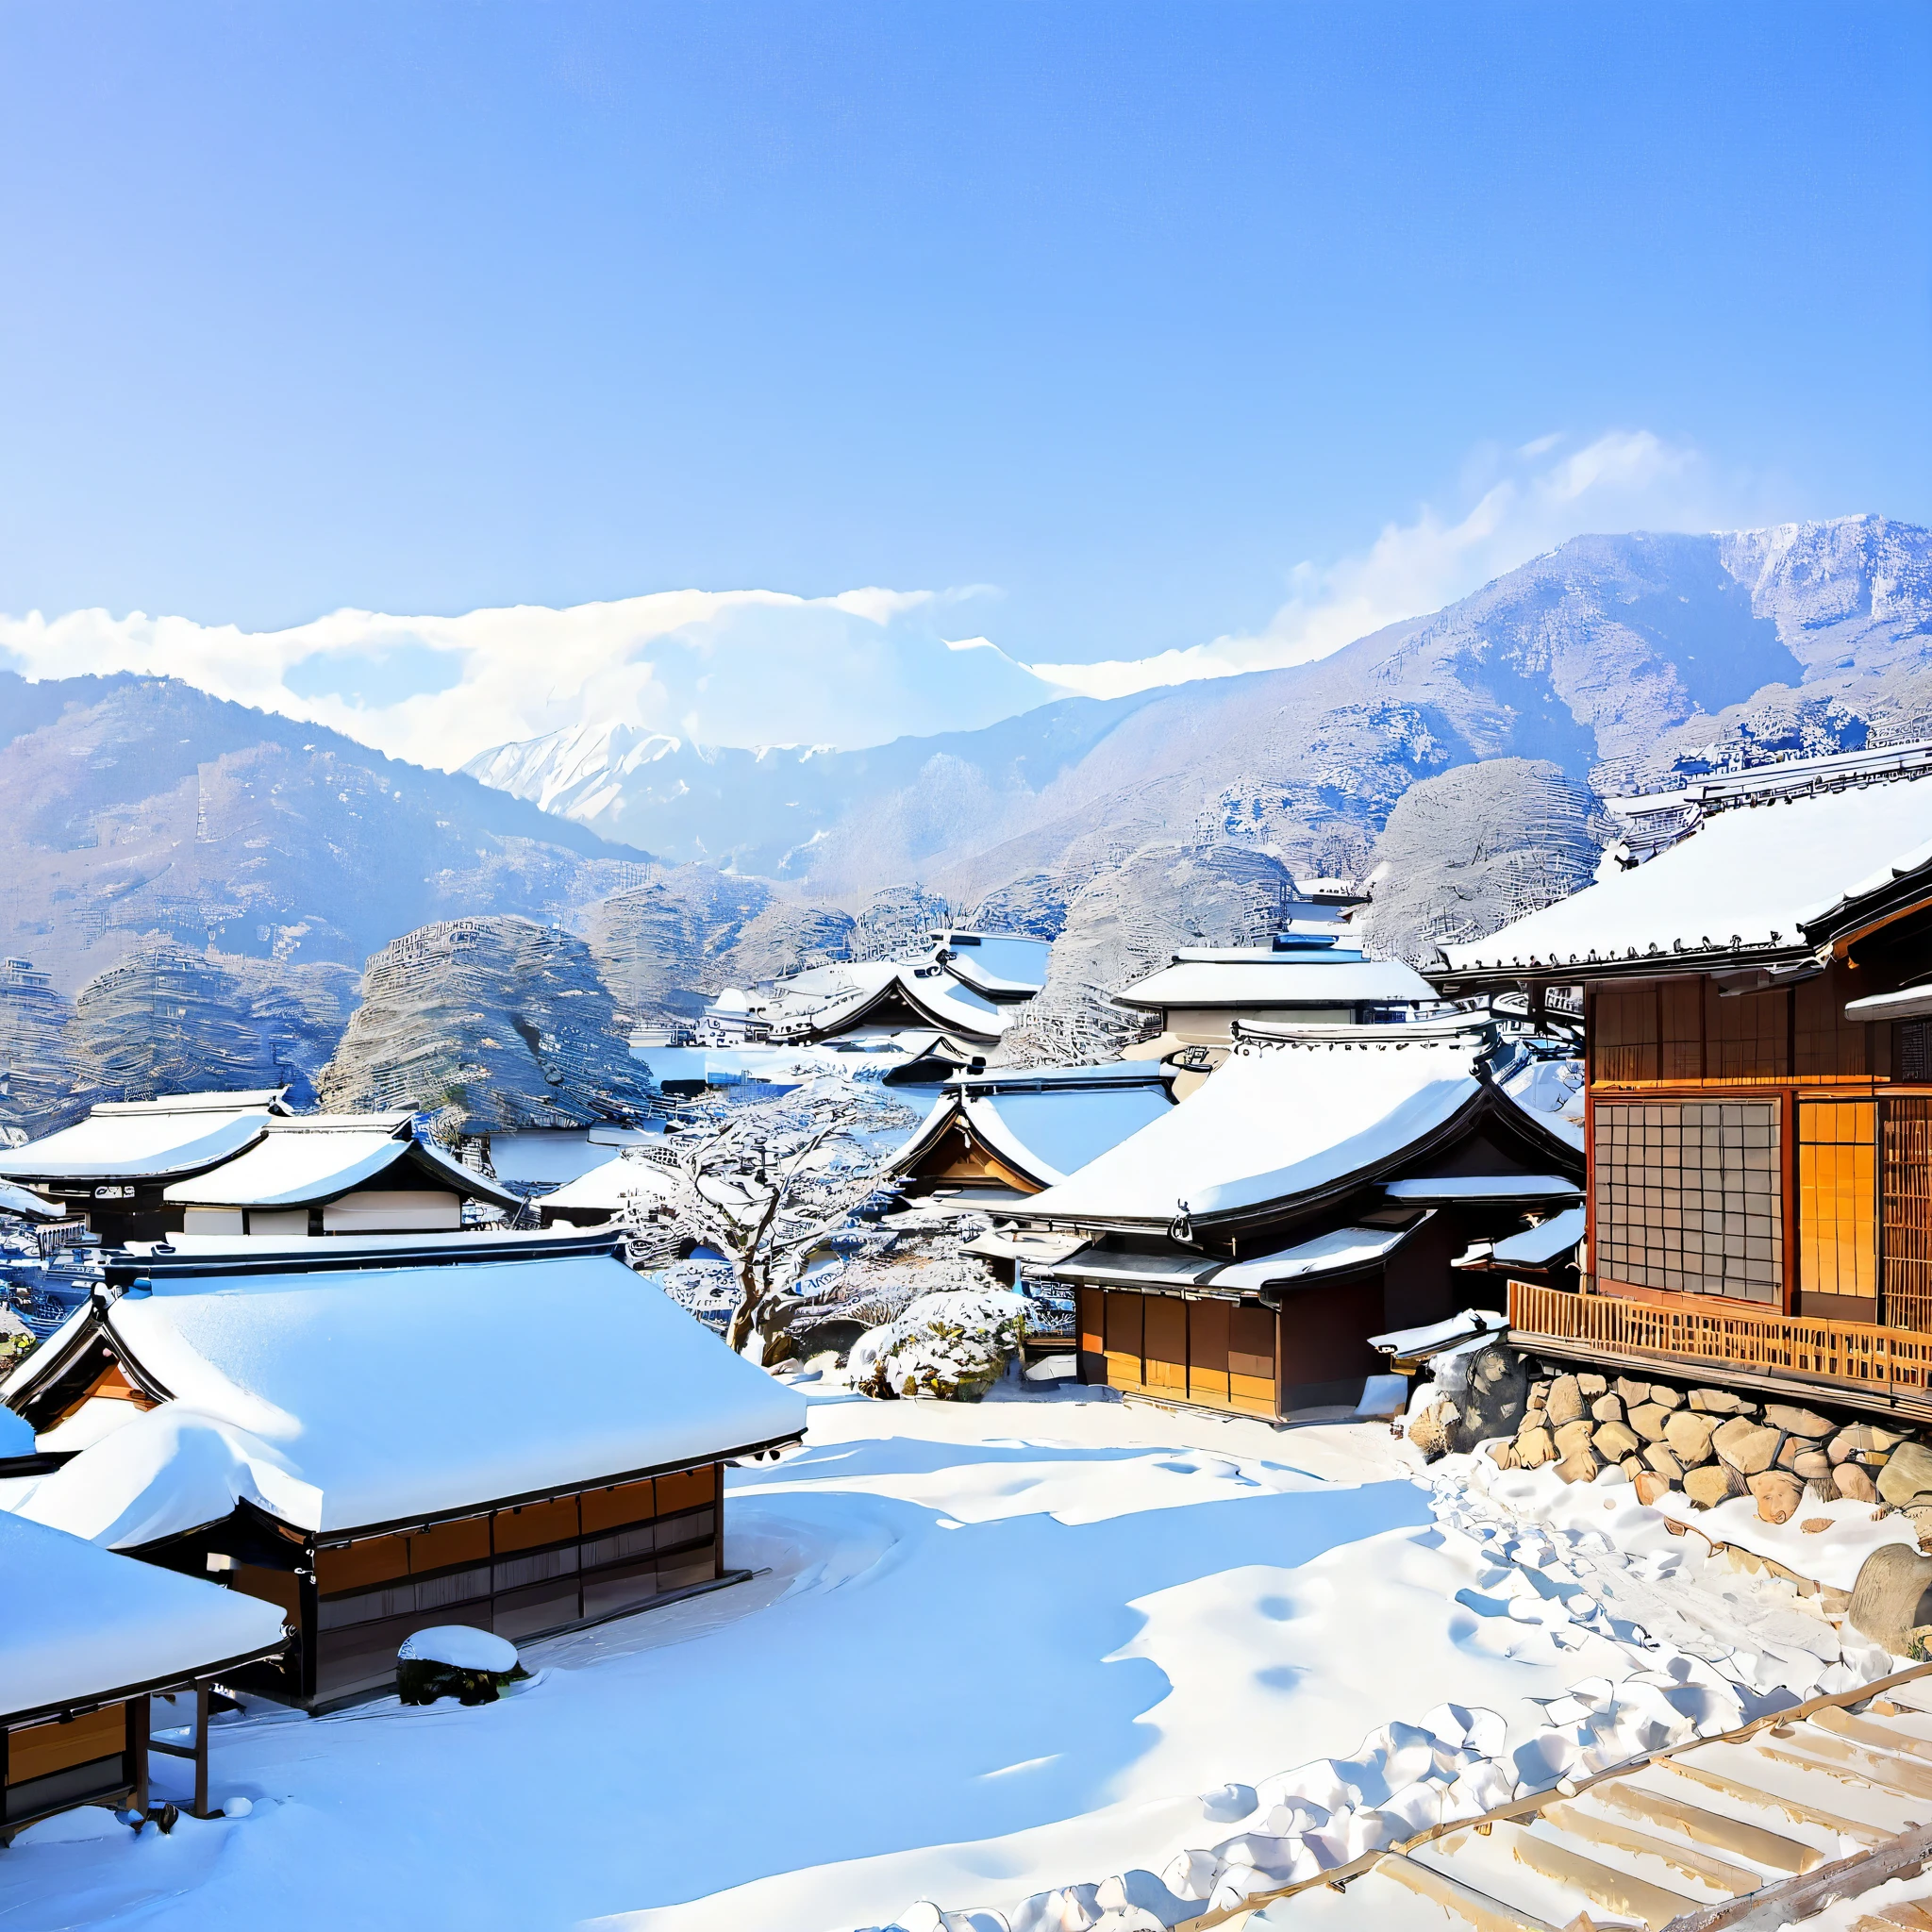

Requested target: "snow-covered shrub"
[{"left": 851, "top": 1289, "right": 1031, "bottom": 1402}]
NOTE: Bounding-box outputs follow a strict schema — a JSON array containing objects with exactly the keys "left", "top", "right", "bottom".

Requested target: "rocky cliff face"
[{"left": 319, "top": 916, "right": 657, "bottom": 1135}]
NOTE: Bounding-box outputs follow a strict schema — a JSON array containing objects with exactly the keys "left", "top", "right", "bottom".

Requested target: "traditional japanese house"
[
  {"left": 162, "top": 1113, "right": 523, "bottom": 1236},
  {"left": 1113, "top": 933, "right": 1442, "bottom": 1092},
  {"left": 758, "top": 931, "right": 1052, "bottom": 1050},
  {"left": 535, "top": 1149, "right": 679, "bottom": 1228},
  {"left": 0, "top": 1091, "right": 289, "bottom": 1246},
  {"left": 462, "top": 1123, "right": 659, "bottom": 1195},
  {"left": 1430, "top": 748, "right": 1932, "bottom": 1418},
  {"left": 890, "top": 1063, "right": 1177, "bottom": 1208},
  {"left": 1008, "top": 1024, "right": 1582, "bottom": 1418},
  {"left": 1, "top": 1231, "right": 807, "bottom": 1709},
  {"left": 1, "top": 1511, "right": 285, "bottom": 1840}
]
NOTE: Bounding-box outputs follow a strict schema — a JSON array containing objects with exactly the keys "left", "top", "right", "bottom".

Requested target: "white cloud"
[
  {"left": 0, "top": 583, "right": 1058, "bottom": 770},
  {"left": 1024, "top": 429, "right": 1724, "bottom": 700}
]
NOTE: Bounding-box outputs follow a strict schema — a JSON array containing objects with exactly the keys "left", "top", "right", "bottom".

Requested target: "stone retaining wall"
[{"left": 1413, "top": 1344, "right": 1932, "bottom": 1535}]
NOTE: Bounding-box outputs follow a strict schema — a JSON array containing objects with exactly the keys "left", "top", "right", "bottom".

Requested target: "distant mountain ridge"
[
  {"left": 466, "top": 516, "right": 1932, "bottom": 902},
  {"left": 0, "top": 671, "right": 657, "bottom": 995}
]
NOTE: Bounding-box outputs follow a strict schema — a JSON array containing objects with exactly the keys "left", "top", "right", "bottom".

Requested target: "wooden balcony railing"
[{"left": 1507, "top": 1278, "right": 1932, "bottom": 1406}]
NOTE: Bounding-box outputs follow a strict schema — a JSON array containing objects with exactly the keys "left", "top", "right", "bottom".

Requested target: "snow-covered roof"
[
  {"left": 1845, "top": 984, "right": 1932, "bottom": 1024},
  {"left": 484, "top": 1125, "right": 658, "bottom": 1190},
  {"left": 1042, "top": 1247, "right": 1224, "bottom": 1289},
  {"left": 1498, "top": 1055, "right": 1586, "bottom": 1151},
  {"left": 1382, "top": 1174, "right": 1580, "bottom": 1205},
  {"left": 931, "top": 932, "right": 1052, "bottom": 996},
  {"left": 0, "top": 1176, "right": 63, "bottom": 1218},
  {"left": 1369, "top": 1308, "right": 1508, "bottom": 1358},
  {"left": 1020, "top": 1038, "right": 1491, "bottom": 1226},
  {"left": 1211, "top": 1221, "right": 1425, "bottom": 1291},
  {"left": 0, "top": 1510, "right": 286, "bottom": 1722},
  {"left": 7, "top": 1246, "right": 806, "bottom": 1542},
  {"left": 1440, "top": 769, "right": 1932, "bottom": 978},
  {"left": 539, "top": 1151, "right": 678, "bottom": 1215},
  {"left": 0, "top": 1094, "right": 281, "bottom": 1183},
  {"left": 959, "top": 1229, "right": 1088, "bottom": 1266},
  {"left": 766, "top": 958, "right": 1011, "bottom": 1044},
  {"left": 162, "top": 1116, "right": 521, "bottom": 1209},
  {"left": 891, "top": 1064, "right": 1176, "bottom": 1191},
  {"left": 1489, "top": 1204, "right": 1587, "bottom": 1267},
  {"left": 1113, "top": 957, "right": 1438, "bottom": 1013}
]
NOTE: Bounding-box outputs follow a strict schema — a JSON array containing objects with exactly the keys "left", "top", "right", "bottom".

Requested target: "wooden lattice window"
[
  {"left": 1593, "top": 1099, "right": 1782, "bottom": 1302},
  {"left": 1901, "top": 1020, "right": 1932, "bottom": 1084},
  {"left": 1799, "top": 1100, "right": 1875, "bottom": 1299},
  {"left": 1884, "top": 1097, "right": 1932, "bottom": 1332}
]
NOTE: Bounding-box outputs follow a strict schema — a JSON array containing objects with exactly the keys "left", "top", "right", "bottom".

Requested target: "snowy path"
[{"left": 0, "top": 1387, "right": 1894, "bottom": 1931}]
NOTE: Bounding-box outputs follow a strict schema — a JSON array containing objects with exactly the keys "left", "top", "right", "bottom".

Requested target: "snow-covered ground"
[{"left": 0, "top": 1385, "right": 1896, "bottom": 1931}]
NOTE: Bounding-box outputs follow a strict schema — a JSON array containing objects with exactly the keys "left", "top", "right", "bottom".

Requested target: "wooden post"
[
  {"left": 129, "top": 1695, "right": 149, "bottom": 1815},
  {"left": 191, "top": 1680, "right": 210, "bottom": 1820}
]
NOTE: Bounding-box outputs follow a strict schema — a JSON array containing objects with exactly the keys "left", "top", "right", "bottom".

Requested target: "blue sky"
[{"left": 2, "top": 2, "right": 1928, "bottom": 761}]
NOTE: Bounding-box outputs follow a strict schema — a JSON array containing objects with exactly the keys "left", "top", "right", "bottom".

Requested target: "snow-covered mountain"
[{"left": 468, "top": 516, "right": 1932, "bottom": 900}]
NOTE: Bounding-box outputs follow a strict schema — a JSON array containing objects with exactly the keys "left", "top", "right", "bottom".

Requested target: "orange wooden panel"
[
  {"left": 1229, "top": 1305, "right": 1274, "bottom": 1369},
  {"left": 1077, "top": 1289, "right": 1105, "bottom": 1357},
  {"left": 7, "top": 1706, "right": 125, "bottom": 1785},
  {"left": 655, "top": 1465, "right": 717, "bottom": 1514},
  {"left": 316, "top": 1535, "right": 410, "bottom": 1593},
  {"left": 1800, "top": 1100, "right": 1876, "bottom": 1299},
  {"left": 581, "top": 1478, "right": 657, "bottom": 1533},
  {"left": 493, "top": 1496, "right": 580, "bottom": 1554},
  {"left": 1143, "top": 1297, "right": 1187, "bottom": 1391},
  {"left": 408, "top": 1517, "right": 490, "bottom": 1573},
  {"left": 1188, "top": 1300, "right": 1230, "bottom": 1405},
  {"left": 1229, "top": 1374, "right": 1276, "bottom": 1414}
]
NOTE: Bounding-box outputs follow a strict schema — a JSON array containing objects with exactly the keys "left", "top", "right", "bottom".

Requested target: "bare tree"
[{"left": 643, "top": 1079, "right": 913, "bottom": 1362}]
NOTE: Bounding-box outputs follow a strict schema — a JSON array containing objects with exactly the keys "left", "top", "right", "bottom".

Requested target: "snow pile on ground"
[
  {"left": 851, "top": 1288, "right": 1032, "bottom": 1400},
  {"left": 844, "top": 1444, "right": 1896, "bottom": 1931},
  {"left": 0, "top": 1391, "right": 1901, "bottom": 1932}
]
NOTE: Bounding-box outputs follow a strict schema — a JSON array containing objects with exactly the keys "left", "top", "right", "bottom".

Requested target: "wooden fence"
[{"left": 1508, "top": 1277, "right": 1932, "bottom": 1403}]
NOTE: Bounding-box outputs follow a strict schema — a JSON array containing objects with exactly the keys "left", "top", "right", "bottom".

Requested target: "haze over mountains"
[
  {"left": 2, "top": 515, "right": 1928, "bottom": 1117},
  {"left": 467, "top": 517, "right": 1932, "bottom": 901}
]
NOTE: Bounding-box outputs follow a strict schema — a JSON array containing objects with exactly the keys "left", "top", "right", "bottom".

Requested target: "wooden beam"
[
  {"left": 1753, "top": 1731, "right": 1932, "bottom": 1804},
  {"left": 1492, "top": 1819, "right": 1700, "bottom": 1929},
  {"left": 1539, "top": 1802, "right": 1757, "bottom": 1899},
  {"left": 129, "top": 1694, "right": 148, "bottom": 1815},
  {"left": 1593, "top": 1776, "right": 1820, "bottom": 1872},
  {"left": 1657, "top": 1822, "right": 1932, "bottom": 1930},
  {"left": 1657, "top": 1756, "right": 1886, "bottom": 1847},
  {"left": 1376, "top": 1852, "right": 1566, "bottom": 1932},
  {"left": 1812, "top": 1706, "right": 1932, "bottom": 1762}
]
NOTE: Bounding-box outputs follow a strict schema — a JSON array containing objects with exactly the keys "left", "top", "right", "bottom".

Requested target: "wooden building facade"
[
  {"left": 1, "top": 1513, "right": 284, "bottom": 1841},
  {"left": 1012, "top": 1027, "right": 1584, "bottom": 1420},
  {"left": 1434, "top": 755, "right": 1932, "bottom": 1417},
  {"left": 1, "top": 1233, "right": 807, "bottom": 1710}
]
